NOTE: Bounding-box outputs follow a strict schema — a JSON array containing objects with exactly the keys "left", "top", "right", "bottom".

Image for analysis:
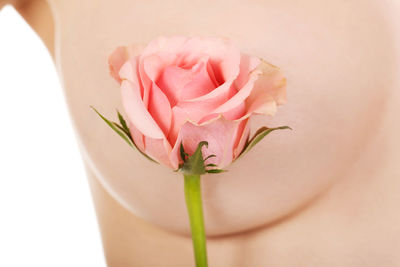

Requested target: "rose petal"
[
  {"left": 142, "top": 36, "right": 241, "bottom": 103},
  {"left": 121, "top": 80, "right": 164, "bottom": 139},
  {"left": 142, "top": 36, "right": 240, "bottom": 81},
  {"left": 157, "top": 56, "right": 216, "bottom": 105},
  {"left": 142, "top": 52, "right": 177, "bottom": 83},
  {"left": 234, "top": 54, "right": 261, "bottom": 89},
  {"left": 138, "top": 57, "right": 152, "bottom": 108},
  {"left": 181, "top": 57, "right": 218, "bottom": 100},
  {"left": 108, "top": 44, "right": 146, "bottom": 83},
  {"left": 181, "top": 37, "right": 241, "bottom": 82},
  {"left": 211, "top": 60, "right": 262, "bottom": 114},
  {"left": 184, "top": 74, "right": 236, "bottom": 103},
  {"left": 118, "top": 56, "right": 146, "bottom": 99},
  {"left": 197, "top": 102, "right": 246, "bottom": 124},
  {"left": 127, "top": 120, "right": 145, "bottom": 152},
  {"left": 168, "top": 106, "right": 189, "bottom": 146},
  {"left": 175, "top": 97, "right": 226, "bottom": 124},
  {"left": 233, "top": 119, "right": 250, "bottom": 158},
  {"left": 222, "top": 102, "right": 246, "bottom": 120},
  {"left": 144, "top": 136, "right": 176, "bottom": 169},
  {"left": 148, "top": 82, "right": 172, "bottom": 135},
  {"left": 244, "top": 59, "right": 287, "bottom": 117},
  {"left": 170, "top": 117, "right": 241, "bottom": 169}
]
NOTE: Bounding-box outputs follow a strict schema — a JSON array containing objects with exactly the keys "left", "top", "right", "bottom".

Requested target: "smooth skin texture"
[{"left": 2, "top": 0, "right": 400, "bottom": 266}]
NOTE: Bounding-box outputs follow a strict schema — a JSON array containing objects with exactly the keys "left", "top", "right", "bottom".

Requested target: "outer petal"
[
  {"left": 244, "top": 59, "right": 287, "bottom": 117},
  {"left": 108, "top": 44, "right": 146, "bottom": 83},
  {"left": 127, "top": 120, "right": 145, "bottom": 152},
  {"left": 234, "top": 54, "right": 261, "bottom": 89},
  {"left": 118, "top": 56, "right": 146, "bottom": 99},
  {"left": 175, "top": 97, "right": 228, "bottom": 125},
  {"left": 233, "top": 119, "right": 250, "bottom": 159},
  {"left": 198, "top": 101, "right": 246, "bottom": 124},
  {"left": 144, "top": 136, "right": 176, "bottom": 169},
  {"left": 138, "top": 56, "right": 153, "bottom": 108},
  {"left": 170, "top": 116, "right": 241, "bottom": 169},
  {"left": 121, "top": 80, "right": 164, "bottom": 139},
  {"left": 222, "top": 102, "right": 246, "bottom": 121}
]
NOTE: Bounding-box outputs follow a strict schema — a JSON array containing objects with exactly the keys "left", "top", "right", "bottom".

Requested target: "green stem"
[{"left": 184, "top": 174, "right": 208, "bottom": 267}]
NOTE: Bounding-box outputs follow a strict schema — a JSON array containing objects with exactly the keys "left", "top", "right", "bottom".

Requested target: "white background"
[{"left": 0, "top": 5, "right": 106, "bottom": 266}]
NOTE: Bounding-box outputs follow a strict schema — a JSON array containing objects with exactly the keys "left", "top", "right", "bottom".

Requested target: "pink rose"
[{"left": 109, "top": 36, "right": 286, "bottom": 169}]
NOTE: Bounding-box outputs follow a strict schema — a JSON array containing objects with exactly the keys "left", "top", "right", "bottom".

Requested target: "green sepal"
[
  {"left": 91, "top": 106, "right": 135, "bottom": 148},
  {"left": 180, "top": 142, "right": 189, "bottom": 162},
  {"left": 204, "top": 154, "right": 216, "bottom": 161},
  {"left": 179, "top": 142, "right": 227, "bottom": 175},
  {"left": 117, "top": 109, "right": 129, "bottom": 134},
  {"left": 237, "top": 125, "right": 292, "bottom": 160},
  {"left": 112, "top": 122, "right": 128, "bottom": 136},
  {"left": 90, "top": 106, "right": 158, "bottom": 163},
  {"left": 181, "top": 141, "right": 208, "bottom": 175},
  {"left": 206, "top": 169, "right": 227, "bottom": 174}
]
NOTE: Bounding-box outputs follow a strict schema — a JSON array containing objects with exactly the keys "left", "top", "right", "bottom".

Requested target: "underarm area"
[{"left": 2, "top": 0, "right": 54, "bottom": 56}]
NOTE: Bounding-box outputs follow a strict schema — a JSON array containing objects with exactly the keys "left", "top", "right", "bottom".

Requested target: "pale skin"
[{"left": 2, "top": 0, "right": 400, "bottom": 266}]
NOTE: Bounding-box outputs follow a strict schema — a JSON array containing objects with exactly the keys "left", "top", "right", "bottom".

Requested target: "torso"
[{"left": 14, "top": 0, "right": 400, "bottom": 265}]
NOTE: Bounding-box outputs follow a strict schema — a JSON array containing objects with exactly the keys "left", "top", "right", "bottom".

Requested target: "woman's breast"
[{"left": 51, "top": 0, "right": 399, "bottom": 236}]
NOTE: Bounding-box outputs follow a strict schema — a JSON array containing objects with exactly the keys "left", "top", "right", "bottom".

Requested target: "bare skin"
[{"left": 2, "top": 0, "right": 400, "bottom": 266}]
